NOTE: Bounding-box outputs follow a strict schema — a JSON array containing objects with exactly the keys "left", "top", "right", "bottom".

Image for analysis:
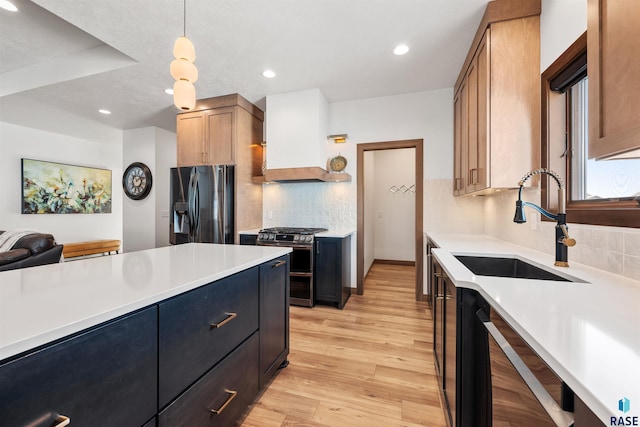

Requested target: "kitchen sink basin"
[{"left": 454, "top": 255, "right": 576, "bottom": 282}]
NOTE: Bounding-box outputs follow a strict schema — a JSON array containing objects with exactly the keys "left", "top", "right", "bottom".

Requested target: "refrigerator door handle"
[
  {"left": 187, "top": 170, "right": 197, "bottom": 240},
  {"left": 215, "top": 166, "right": 224, "bottom": 243},
  {"left": 194, "top": 178, "right": 200, "bottom": 236}
]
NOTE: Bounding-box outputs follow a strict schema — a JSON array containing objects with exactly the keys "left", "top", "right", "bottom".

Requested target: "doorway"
[{"left": 356, "top": 139, "right": 424, "bottom": 300}]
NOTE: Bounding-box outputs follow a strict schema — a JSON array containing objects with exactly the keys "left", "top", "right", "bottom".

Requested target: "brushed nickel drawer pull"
[
  {"left": 210, "top": 312, "right": 237, "bottom": 329},
  {"left": 272, "top": 260, "right": 286, "bottom": 268},
  {"left": 209, "top": 389, "right": 238, "bottom": 415},
  {"left": 54, "top": 415, "right": 70, "bottom": 427}
]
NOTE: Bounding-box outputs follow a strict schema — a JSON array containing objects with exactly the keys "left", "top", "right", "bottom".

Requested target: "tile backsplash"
[
  {"left": 262, "top": 181, "right": 356, "bottom": 230},
  {"left": 483, "top": 186, "right": 640, "bottom": 281}
]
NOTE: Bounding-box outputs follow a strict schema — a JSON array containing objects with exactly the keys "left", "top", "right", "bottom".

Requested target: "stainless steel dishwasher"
[{"left": 476, "top": 308, "right": 575, "bottom": 427}]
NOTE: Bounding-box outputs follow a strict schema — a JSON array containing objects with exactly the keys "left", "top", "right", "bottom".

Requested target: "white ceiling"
[{"left": 0, "top": 0, "right": 490, "bottom": 135}]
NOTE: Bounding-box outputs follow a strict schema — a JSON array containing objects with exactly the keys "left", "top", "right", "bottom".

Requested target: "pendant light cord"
[{"left": 183, "top": 0, "right": 187, "bottom": 37}]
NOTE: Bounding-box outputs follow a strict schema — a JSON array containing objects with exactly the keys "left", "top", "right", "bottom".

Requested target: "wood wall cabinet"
[
  {"left": 453, "top": 0, "right": 541, "bottom": 196},
  {"left": 587, "top": 0, "right": 640, "bottom": 159},
  {"left": 177, "top": 102, "right": 245, "bottom": 166},
  {"left": 176, "top": 94, "right": 265, "bottom": 242},
  {"left": 176, "top": 94, "right": 264, "bottom": 167}
]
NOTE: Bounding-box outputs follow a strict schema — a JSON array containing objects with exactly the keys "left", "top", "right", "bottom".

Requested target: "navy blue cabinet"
[
  {"left": 259, "top": 256, "right": 290, "bottom": 388},
  {"left": 0, "top": 308, "right": 157, "bottom": 427},
  {"left": 239, "top": 234, "right": 258, "bottom": 245},
  {"left": 315, "top": 236, "right": 351, "bottom": 309}
]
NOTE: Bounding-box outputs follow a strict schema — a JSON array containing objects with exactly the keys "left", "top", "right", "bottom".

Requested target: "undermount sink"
[{"left": 454, "top": 255, "right": 582, "bottom": 282}]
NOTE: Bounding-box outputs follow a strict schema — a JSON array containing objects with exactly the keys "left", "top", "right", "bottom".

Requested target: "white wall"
[
  {"left": 154, "top": 128, "right": 177, "bottom": 248},
  {"left": 371, "top": 148, "right": 415, "bottom": 262},
  {"left": 540, "top": 0, "right": 588, "bottom": 72},
  {"left": 0, "top": 121, "right": 123, "bottom": 244},
  {"left": 122, "top": 127, "right": 176, "bottom": 252}
]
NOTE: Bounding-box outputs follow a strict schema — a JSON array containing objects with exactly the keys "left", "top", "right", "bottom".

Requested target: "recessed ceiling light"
[
  {"left": 98, "top": 109, "right": 111, "bottom": 115},
  {"left": 164, "top": 88, "right": 174, "bottom": 95},
  {"left": 0, "top": 1, "right": 18, "bottom": 12},
  {"left": 394, "top": 44, "right": 409, "bottom": 56},
  {"left": 262, "top": 69, "right": 276, "bottom": 79}
]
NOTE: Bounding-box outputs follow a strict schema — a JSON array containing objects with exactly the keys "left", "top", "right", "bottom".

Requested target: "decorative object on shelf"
[
  {"left": 329, "top": 155, "right": 347, "bottom": 172},
  {"left": 170, "top": 0, "right": 197, "bottom": 111},
  {"left": 123, "top": 162, "right": 153, "bottom": 200},
  {"left": 21, "top": 158, "right": 112, "bottom": 214},
  {"left": 328, "top": 134, "right": 348, "bottom": 144}
]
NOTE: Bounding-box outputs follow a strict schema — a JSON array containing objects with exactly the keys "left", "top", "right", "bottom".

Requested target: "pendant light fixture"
[{"left": 171, "top": 0, "right": 197, "bottom": 110}]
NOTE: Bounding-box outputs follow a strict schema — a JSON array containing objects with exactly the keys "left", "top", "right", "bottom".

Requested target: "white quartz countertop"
[
  {"left": 238, "top": 229, "right": 261, "bottom": 235},
  {"left": 316, "top": 229, "right": 355, "bottom": 238},
  {"left": 0, "top": 243, "right": 291, "bottom": 361},
  {"left": 428, "top": 233, "right": 640, "bottom": 424}
]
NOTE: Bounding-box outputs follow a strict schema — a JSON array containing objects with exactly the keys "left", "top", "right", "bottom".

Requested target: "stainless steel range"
[{"left": 256, "top": 227, "right": 327, "bottom": 307}]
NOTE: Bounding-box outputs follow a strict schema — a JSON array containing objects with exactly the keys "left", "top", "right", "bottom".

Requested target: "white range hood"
[{"left": 264, "top": 89, "right": 349, "bottom": 182}]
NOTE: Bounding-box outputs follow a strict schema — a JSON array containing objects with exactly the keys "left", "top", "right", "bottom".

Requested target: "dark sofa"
[{"left": 0, "top": 231, "right": 64, "bottom": 272}]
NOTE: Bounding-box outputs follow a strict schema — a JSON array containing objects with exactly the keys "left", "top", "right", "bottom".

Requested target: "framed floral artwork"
[{"left": 21, "top": 159, "right": 112, "bottom": 214}]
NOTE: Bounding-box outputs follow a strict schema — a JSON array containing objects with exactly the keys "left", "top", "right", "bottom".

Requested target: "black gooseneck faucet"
[{"left": 514, "top": 168, "right": 576, "bottom": 267}]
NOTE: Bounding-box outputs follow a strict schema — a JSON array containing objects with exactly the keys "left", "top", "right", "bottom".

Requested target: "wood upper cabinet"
[
  {"left": 176, "top": 94, "right": 263, "bottom": 167},
  {"left": 177, "top": 107, "right": 234, "bottom": 166},
  {"left": 587, "top": 0, "right": 640, "bottom": 159},
  {"left": 465, "top": 38, "right": 482, "bottom": 194},
  {"left": 453, "top": 0, "right": 540, "bottom": 196},
  {"left": 176, "top": 111, "right": 205, "bottom": 166},
  {"left": 206, "top": 107, "right": 235, "bottom": 164},
  {"left": 453, "top": 83, "right": 466, "bottom": 195}
]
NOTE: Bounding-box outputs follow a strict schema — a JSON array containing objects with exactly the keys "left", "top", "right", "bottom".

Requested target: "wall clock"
[{"left": 122, "top": 162, "right": 152, "bottom": 200}]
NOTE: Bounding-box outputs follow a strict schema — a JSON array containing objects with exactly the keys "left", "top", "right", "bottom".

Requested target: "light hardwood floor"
[{"left": 239, "top": 262, "right": 446, "bottom": 426}]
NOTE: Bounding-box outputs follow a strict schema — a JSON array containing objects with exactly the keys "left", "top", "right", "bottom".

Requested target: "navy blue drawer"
[
  {"left": 158, "top": 331, "right": 259, "bottom": 427},
  {"left": 158, "top": 267, "right": 259, "bottom": 408}
]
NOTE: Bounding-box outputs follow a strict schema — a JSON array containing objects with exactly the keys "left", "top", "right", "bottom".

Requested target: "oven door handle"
[{"left": 476, "top": 309, "right": 574, "bottom": 427}]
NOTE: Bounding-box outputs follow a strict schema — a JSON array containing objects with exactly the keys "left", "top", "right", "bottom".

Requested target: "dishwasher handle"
[{"left": 476, "top": 309, "right": 574, "bottom": 427}]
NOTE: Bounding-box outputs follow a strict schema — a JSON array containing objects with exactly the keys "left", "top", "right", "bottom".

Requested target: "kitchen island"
[
  {"left": 428, "top": 233, "right": 640, "bottom": 425},
  {"left": 0, "top": 243, "right": 292, "bottom": 427}
]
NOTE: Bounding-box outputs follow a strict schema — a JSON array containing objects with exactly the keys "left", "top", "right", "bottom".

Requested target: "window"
[
  {"left": 541, "top": 32, "right": 640, "bottom": 228},
  {"left": 569, "top": 78, "right": 640, "bottom": 201}
]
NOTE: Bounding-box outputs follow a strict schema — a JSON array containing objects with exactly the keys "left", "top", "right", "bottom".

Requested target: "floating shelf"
[{"left": 252, "top": 167, "right": 351, "bottom": 183}]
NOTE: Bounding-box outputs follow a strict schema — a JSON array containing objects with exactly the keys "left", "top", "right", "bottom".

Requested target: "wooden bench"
[{"left": 62, "top": 240, "right": 121, "bottom": 259}]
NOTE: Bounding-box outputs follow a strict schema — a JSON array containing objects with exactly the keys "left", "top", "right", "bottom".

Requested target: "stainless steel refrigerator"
[{"left": 170, "top": 165, "right": 234, "bottom": 245}]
